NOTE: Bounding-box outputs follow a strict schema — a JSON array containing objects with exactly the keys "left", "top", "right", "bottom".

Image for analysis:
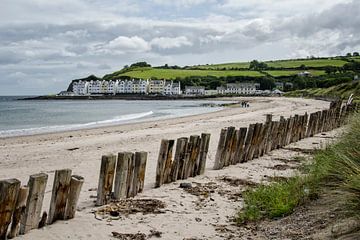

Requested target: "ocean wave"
[{"left": 0, "top": 111, "right": 154, "bottom": 137}]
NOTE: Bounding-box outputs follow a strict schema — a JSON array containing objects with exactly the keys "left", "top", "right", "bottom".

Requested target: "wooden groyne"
[{"left": 0, "top": 171, "right": 83, "bottom": 239}]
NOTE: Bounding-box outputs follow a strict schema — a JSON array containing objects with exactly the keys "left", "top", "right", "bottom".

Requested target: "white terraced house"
[
  {"left": 217, "top": 83, "right": 257, "bottom": 95},
  {"left": 71, "top": 78, "right": 180, "bottom": 95},
  {"left": 185, "top": 86, "right": 205, "bottom": 95}
]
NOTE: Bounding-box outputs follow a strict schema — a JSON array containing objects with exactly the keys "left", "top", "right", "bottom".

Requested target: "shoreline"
[
  {"left": 0, "top": 98, "right": 241, "bottom": 139},
  {"left": 0, "top": 97, "right": 333, "bottom": 240}
]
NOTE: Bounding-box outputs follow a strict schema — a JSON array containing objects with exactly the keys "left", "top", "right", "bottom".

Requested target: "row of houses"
[
  {"left": 62, "top": 79, "right": 270, "bottom": 96},
  {"left": 72, "top": 79, "right": 181, "bottom": 95},
  {"left": 184, "top": 83, "right": 259, "bottom": 96}
]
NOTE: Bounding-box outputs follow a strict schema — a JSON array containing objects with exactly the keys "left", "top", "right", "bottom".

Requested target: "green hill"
[
  {"left": 68, "top": 55, "right": 359, "bottom": 96},
  {"left": 284, "top": 81, "right": 360, "bottom": 101}
]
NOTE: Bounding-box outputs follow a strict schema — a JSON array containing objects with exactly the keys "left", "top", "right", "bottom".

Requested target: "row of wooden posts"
[
  {"left": 95, "top": 101, "right": 358, "bottom": 207},
  {"left": 213, "top": 101, "right": 357, "bottom": 170},
  {"left": 0, "top": 170, "right": 84, "bottom": 240},
  {"left": 155, "top": 133, "right": 211, "bottom": 188},
  {"left": 96, "top": 152, "right": 147, "bottom": 206}
]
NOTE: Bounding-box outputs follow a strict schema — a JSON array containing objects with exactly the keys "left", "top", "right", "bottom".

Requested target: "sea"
[{"left": 0, "top": 96, "right": 229, "bottom": 138}]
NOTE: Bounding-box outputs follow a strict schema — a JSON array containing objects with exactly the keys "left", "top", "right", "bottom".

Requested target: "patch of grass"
[
  {"left": 265, "top": 70, "right": 326, "bottom": 77},
  {"left": 237, "top": 112, "right": 360, "bottom": 224},
  {"left": 115, "top": 67, "right": 264, "bottom": 79},
  {"left": 266, "top": 59, "right": 347, "bottom": 68},
  {"left": 192, "top": 62, "right": 250, "bottom": 70},
  {"left": 237, "top": 177, "right": 309, "bottom": 224}
]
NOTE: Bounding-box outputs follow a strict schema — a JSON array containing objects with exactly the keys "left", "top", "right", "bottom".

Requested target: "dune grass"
[{"left": 237, "top": 112, "right": 360, "bottom": 224}]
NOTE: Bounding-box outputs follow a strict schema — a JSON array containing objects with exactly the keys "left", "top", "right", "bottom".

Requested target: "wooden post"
[
  {"left": 96, "top": 155, "right": 116, "bottom": 206},
  {"left": 135, "top": 152, "right": 147, "bottom": 194},
  {"left": 155, "top": 139, "right": 171, "bottom": 188},
  {"left": 223, "top": 127, "right": 236, "bottom": 167},
  {"left": 0, "top": 179, "right": 20, "bottom": 240},
  {"left": 126, "top": 153, "right": 135, "bottom": 198},
  {"left": 48, "top": 169, "right": 72, "bottom": 224},
  {"left": 228, "top": 129, "right": 239, "bottom": 165},
  {"left": 164, "top": 140, "right": 175, "bottom": 183},
  {"left": 114, "top": 152, "right": 132, "bottom": 200},
  {"left": 20, "top": 173, "right": 48, "bottom": 234},
  {"left": 253, "top": 123, "right": 264, "bottom": 158},
  {"left": 235, "top": 127, "right": 247, "bottom": 163},
  {"left": 264, "top": 121, "right": 273, "bottom": 154},
  {"left": 171, "top": 138, "right": 187, "bottom": 181},
  {"left": 8, "top": 186, "right": 28, "bottom": 239},
  {"left": 175, "top": 138, "right": 188, "bottom": 180},
  {"left": 187, "top": 135, "right": 200, "bottom": 177},
  {"left": 213, "top": 128, "right": 227, "bottom": 170},
  {"left": 266, "top": 114, "right": 273, "bottom": 123},
  {"left": 271, "top": 121, "right": 279, "bottom": 150},
  {"left": 243, "top": 124, "right": 255, "bottom": 162},
  {"left": 64, "top": 175, "right": 84, "bottom": 220},
  {"left": 197, "top": 133, "right": 211, "bottom": 175}
]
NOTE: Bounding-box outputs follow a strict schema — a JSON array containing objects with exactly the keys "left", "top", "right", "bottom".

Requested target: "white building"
[
  {"left": 172, "top": 82, "right": 181, "bottom": 95},
  {"left": 71, "top": 78, "right": 179, "bottom": 96},
  {"left": 216, "top": 83, "right": 257, "bottom": 95},
  {"left": 185, "top": 86, "right": 205, "bottom": 95}
]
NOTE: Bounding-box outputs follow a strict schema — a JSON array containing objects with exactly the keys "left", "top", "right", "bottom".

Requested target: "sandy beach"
[{"left": 0, "top": 97, "right": 338, "bottom": 239}]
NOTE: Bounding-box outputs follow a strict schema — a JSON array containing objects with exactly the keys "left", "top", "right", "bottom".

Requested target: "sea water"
[{"left": 0, "top": 96, "right": 228, "bottom": 137}]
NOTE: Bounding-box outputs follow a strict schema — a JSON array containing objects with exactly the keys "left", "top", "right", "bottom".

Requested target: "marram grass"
[{"left": 237, "top": 112, "right": 360, "bottom": 224}]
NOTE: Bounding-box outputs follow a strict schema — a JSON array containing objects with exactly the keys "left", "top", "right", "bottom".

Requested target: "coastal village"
[{"left": 61, "top": 78, "right": 282, "bottom": 96}]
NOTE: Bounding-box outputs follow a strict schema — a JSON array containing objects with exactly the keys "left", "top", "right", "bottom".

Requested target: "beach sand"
[{"left": 0, "top": 97, "right": 340, "bottom": 239}]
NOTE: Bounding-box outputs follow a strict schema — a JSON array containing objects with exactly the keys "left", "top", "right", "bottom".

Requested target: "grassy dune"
[{"left": 237, "top": 112, "right": 360, "bottom": 224}]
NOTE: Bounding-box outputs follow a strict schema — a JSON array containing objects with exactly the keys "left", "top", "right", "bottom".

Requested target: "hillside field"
[{"left": 114, "top": 68, "right": 265, "bottom": 79}]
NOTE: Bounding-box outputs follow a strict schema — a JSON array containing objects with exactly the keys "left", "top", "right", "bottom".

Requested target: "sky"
[{"left": 0, "top": 0, "right": 359, "bottom": 95}]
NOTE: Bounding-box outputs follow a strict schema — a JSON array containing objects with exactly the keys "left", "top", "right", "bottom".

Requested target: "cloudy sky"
[{"left": 0, "top": 0, "right": 359, "bottom": 95}]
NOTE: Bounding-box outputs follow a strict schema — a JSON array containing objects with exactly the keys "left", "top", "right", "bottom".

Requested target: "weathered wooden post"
[
  {"left": 21, "top": 173, "right": 48, "bottom": 234},
  {"left": 155, "top": 139, "right": 172, "bottom": 187},
  {"left": 243, "top": 124, "right": 255, "bottom": 162},
  {"left": 164, "top": 140, "right": 175, "bottom": 183},
  {"left": 175, "top": 138, "right": 188, "bottom": 180},
  {"left": 0, "top": 179, "right": 20, "bottom": 240},
  {"left": 271, "top": 121, "right": 280, "bottom": 150},
  {"left": 235, "top": 127, "right": 247, "bottom": 163},
  {"left": 126, "top": 154, "right": 135, "bottom": 198},
  {"left": 134, "top": 151, "right": 147, "bottom": 194},
  {"left": 197, "top": 133, "right": 211, "bottom": 175},
  {"left": 223, "top": 127, "right": 236, "bottom": 167},
  {"left": 114, "top": 152, "right": 132, "bottom": 200},
  {"left": 213, "top": 128, "right": 227, "bottom": 170},
  {"left": 64, "top": 175, "right": 84, "bottom": 220},
  {"left": 8, "top": 186, "right": 28, "bottom": 239},
  {"left": 229, "top": 129, "right": 240, "bottom": 165},
  {"left": 48, "top": 169, "right": 72, "bottom": 224},
  {"left": 253, "top": 123, "right": 264, "bottom": 158},
  {"left": 96, "top": 155, "right": 116, "bottom": 206},
  {"left": 187, "top": 135, "right": 200, "bottom": 177}
]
